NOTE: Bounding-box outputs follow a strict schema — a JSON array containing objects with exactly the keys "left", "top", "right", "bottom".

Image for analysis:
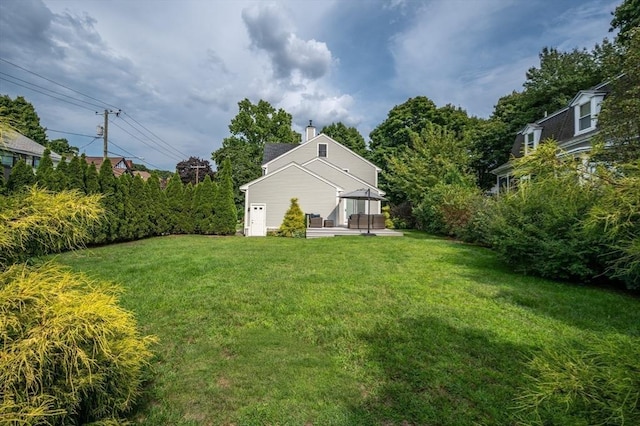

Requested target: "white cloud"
[{"left": 242, "top": 3, "right": 333, "bottom": 80}]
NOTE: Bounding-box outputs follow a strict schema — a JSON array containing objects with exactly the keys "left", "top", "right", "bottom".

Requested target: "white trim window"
[
  {"left": 578, "top": 102, "right": 592, "bottom": 132},
  {"left": 318, "top": 143, "right": 327, "bottom": 158},
  {"left": 571, "top": 92, "right": 604, "bottom": 136},
  {"left": 525, "top": 132, "right": 535, "bottom": 154}
]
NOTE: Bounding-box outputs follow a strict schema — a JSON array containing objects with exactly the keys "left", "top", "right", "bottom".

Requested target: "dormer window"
[
  {"left": 570, "top": 90, "right": 605, "bottom": 136},
  {"left": 318, "top": 143, "right": 327, "bottom": 158},
  {"left": 525, "top": 132, "right": 535, "bottom": 154},
  {"left": 521, "top": 124, "right": 542, "bottom": 155},
  {"left": 578, "top": 102, "right": 592, "bottom": 131}
]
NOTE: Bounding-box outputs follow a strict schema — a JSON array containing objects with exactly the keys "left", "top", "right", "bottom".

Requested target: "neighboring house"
[
  {"left": 1, "top": 130, "right": 62, "bottom": 180},
  {"left": 492, "top": 81, "right": 610, "bottom": 191},
  {"left": 85, "top": 156, "right": 133, "bottom": 178},
  {"left": 240, "top": 122, "right": 384, "bottom": 236}
]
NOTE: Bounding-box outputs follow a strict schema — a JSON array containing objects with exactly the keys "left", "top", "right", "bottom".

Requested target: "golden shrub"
[{"left": 0, "top": 263, "right": 156, "bottom": 424}]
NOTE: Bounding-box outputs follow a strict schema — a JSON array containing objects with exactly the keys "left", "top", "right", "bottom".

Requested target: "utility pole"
[
  {"left": 96, "top": 109, "right": 121, "bottom": 159},
  {"left": 190, "top": 163, "right": 207, "bottom": 184}
]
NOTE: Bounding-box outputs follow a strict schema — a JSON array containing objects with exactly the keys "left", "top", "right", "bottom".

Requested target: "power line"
[
  {"left": 1, "top": 57, "right": 189, "bottom": 168},
  {"left": 109, "top": 118, "right": 183, "bottom": 162},
  {"left": 121, "top": 112, "right": 190, "bottom": 159},
  {"left": 0, "top": 76, "right": 97, "bottom": 112},
  {"left": 0, "top": 56, "right": 120, "bottom": 110},
  {"left": 46, "top": 129, "right": 98, "bottom": 138},
  {"left": 0, "top": 71, "right": 106, "bottom": 110},
  {"left": 107, "top": 140, "right": 163, "bottom": 170}
]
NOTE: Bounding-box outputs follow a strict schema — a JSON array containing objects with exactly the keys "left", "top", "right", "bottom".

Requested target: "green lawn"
[{"left": 56, "top": 232, "right": 640, "bottom": 425}]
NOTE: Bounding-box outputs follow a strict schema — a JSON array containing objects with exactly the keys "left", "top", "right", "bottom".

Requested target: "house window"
[
  {"left": 579, "top": 102, "right": 591, "bottom": 131},
  {"left": 1, "top": 153, "right": 13, "bottom": 166},
  {"left": 318, "top": 143, "right": 327, "bottom": 157},
  {"left": 525, "top": 132, "right": 534, "bottom": 154}
]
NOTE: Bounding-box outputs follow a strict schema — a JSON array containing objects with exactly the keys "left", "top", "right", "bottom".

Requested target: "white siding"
[
  {"left": 245, "top": 165, "right": 340, "bottom": 229},
  {"left": 267, "top": 134, "right": 378, "bottom": 186}
]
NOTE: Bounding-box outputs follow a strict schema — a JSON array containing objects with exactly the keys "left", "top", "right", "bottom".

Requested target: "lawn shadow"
[{"left": 347, "top": 315, "right": 531, "bottom": 425}]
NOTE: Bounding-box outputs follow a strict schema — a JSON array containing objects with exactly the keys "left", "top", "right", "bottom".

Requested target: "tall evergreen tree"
[
  {"left": 116, "top": 174, "right": 135, "bottom": 241},
  {"left": 36, "top": 149, "right": 56, "bottom": 190},
  {"left": 129, "top": 174, "right": 150, "bottom": 239},
  {"left": 146, "top": 174, "right": 169, "bottom": 235},
  {"left": 193, "top": 175, "right": 217, "bottom": 234},
  {"left": 181, "top": 183, "right": 196, "bottom": 234},
  {"left": 84, "top": 164, "right": 100, "bottom": 194},
  {"left": 212, "top": 158, "right": 238, "bottom": 235},
  {"left": 95, "top": 160, "right": 117, "bottom": 243},
  {"left": 7, "top": 159, "right": 35, "bottom": 193},
  {"left": 66, "top": 155, "right": 84, "bottom": 191},
  {"left": 165, "top": 173, "right": 184, "bottom": 234},
  {"left": 51, "top": 160, "right": 69, "bottom": 192}
]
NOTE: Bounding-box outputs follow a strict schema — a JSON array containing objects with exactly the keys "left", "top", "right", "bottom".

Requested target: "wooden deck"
[{"left": 306, "top": 226, "right": 404, "bottom": 238}]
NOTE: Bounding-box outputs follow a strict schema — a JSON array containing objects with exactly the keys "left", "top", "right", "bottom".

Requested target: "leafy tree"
[
  {"left": 278, "top": 198, "right": 305, "bottom": 237},
  {"left": 193, "top": 175, "right": 217, "bottom": 234},
  {"left": 48, "top": 138, "right": 79, "bottom": 157},
  {"left": 176, "top": 156, "right": 214, "bottom": 186},
  {"left": 35, "top": 148, "right": 56, "bottom": 190},
  {"left": 0, "top": 95, "right": 47, "bottom": 145},
  {"left": 593, "top": 28, "right": 640, "bottom": 163},
  {"left": 321, "top": 122, "right": 367, "bottom": 157},
  {"left": 521, "top": 47, "right": 604, "bottom": 124},
  {"left": 212, "top": 158, "right": 237, "bottom": 235},
  {"left": 385, "top": 124, "right": 474, "bottom": 205},
  {"left": 468, "top": 117, "right": 512, "bottom": 190},
  {"left": 6, "top": 159, "right": 35, "bottom": 193},
  {"left": 610, "top": 0, "right": 640, "bottom": 45},
  {"left": 212, "top": 98, "right": 301, "bottom": 207}
]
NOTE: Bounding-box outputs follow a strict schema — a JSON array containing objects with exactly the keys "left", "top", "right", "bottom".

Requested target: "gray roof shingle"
[
  {"left": 262, "top": 143, "right": 297, "bottom": 164},
  {"left": 1, "top": 130, "right": 62, "bottom": 161}
]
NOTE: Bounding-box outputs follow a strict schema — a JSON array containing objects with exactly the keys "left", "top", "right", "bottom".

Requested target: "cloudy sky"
[{"left": 0, "top": 0, "right": 620, "bottom": 170}]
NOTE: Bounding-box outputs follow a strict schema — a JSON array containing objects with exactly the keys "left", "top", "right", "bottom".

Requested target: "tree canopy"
[
  {"left": 321, "top": 122, "right": 367, "bottom": 157},
  {"left": 212, "top": 98, "right": 301, "bottom": 207},
  {"left": 176, "top": 156, "right": 214, "bottom": 186}
]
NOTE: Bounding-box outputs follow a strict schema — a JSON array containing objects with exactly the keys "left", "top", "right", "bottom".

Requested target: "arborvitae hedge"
[
  {"left": 212, "top": 158, "right": 237, "bottom": 235},
  {"left": 6, "top": 159, "right": 34, "bottom": 193}
]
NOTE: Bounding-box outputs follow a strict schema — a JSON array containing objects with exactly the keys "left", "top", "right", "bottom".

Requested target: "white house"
[
  {"left": 240, "top": 122, "right": 384, "bottom": 236},
  {"left": 492, "top": 81, "right": 610, "bottom": 191}
]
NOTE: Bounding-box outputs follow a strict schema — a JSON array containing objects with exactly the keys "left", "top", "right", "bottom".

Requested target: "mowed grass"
[{"left": 56, "top": 232, "right": 640, "bottom": 425}]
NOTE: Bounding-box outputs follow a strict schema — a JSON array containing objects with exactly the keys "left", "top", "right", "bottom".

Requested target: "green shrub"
[
  {"left": 485, "top": 142, "right": 602, "bottom": 282},
  {"left": 413, "top": 183, "right": 482, "bottom": 238},
  {"left": 278, "top": 198, "right": 306, "bottom": 237},
  {"left": 0, "top": 263, "right": 156, "bottom": 425},
  {"left": 382, "top": 205, "right": 394, "bottom": 229},
  {"left": 584, "top": 161, "right": 640, "bottom": 289},
  {"left": 515, "top": 337, "right": 640, "bottom": 425}
]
